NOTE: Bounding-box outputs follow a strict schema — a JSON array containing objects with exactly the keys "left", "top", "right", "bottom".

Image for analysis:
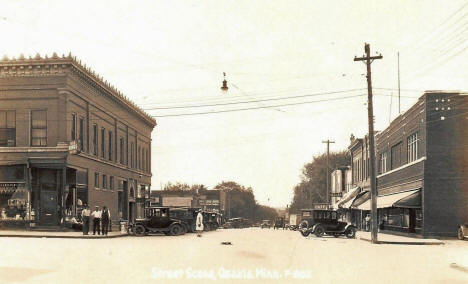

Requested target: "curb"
[
  {"left": 359, "top": 237, "right": 444, "bottom": 245},
  {"left": 0, "top": 233, "right": 130, "bottom": 239}
]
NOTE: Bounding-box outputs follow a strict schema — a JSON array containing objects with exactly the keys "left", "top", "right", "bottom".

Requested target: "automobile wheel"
[
  {"left": 458, "top": 227, "right": 465, "bottom": 240},
  {"left": 314, "top": 225, "right": 325, "bottom": 237},
  {"left": 345, "top": 227, "right": 357, "bottom": 239},
  {"left": 134, "top": 224, "right": 146, "bottom": 237},
  {"left": 170, "top": 224, "right": 183, "bottom": 236}
]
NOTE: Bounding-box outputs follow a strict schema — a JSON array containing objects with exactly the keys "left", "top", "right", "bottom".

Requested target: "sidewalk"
[
  {"left": 0, "top": 230, "right": 129, "bottom": 239},
  {"left": 357, "top": 231, "right": 444, "bottom": 245}
]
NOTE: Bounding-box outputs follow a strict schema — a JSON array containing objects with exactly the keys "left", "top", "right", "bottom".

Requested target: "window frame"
[
  {"left": 30, "top": 110, "right": 47, "bottom": 146},
  {"left": 0, "top": 110, "right": 16, "bottom": 147}
]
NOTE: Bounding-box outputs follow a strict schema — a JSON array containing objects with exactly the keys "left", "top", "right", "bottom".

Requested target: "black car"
[
  {"left": 274, "top": 217, "right": 286, "bottom": 230},
  {"left": 169, "top": 207, "right": 199, "bottom": 233},
  {"left": 298, "top": 209, "right": 356, "bottom": 238},
  {"left": 128, "top": 207, "right": 186, "bottom": 236}
]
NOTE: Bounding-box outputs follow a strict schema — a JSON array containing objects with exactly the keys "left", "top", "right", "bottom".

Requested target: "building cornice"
[{"left": 0, "top": 53, "right": 156, "bottom": 127}]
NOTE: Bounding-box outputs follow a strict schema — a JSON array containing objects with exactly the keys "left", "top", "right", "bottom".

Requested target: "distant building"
[
  {"left": 150, "top": 189, "right": 226, "bottom": 214},
  {"left": 0, "top": 53, "right": 156, "bottom": 229}
]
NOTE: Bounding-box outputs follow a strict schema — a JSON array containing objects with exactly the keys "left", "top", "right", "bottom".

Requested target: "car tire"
[
  {"left": 170, "top": 224, "right": 183, "bottom": 236},
  {"left": 458, "top": 227, "right": 465, "bottom": 240},
  {"left": 345, "top": 227, "right": 356, "bottom": 239},
  {"left": 134, "top": 224, "right": 146, "bottom": 237},
  {"left": 314, "top": 225, "right": 325, "bottom": 237}
]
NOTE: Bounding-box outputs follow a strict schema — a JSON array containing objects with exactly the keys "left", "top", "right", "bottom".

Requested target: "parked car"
[
  {"left": 298, "top": 209, "right": 356, "bottom": 238},
  {"left": 169, "top": 207, "right": 198, "bottom": 233},
  {"left": 261, "top": 220, "right": 271, "bottom": 229},
  {"left": 458, "top": 223, "right": 468, "bottom": 240},
  {"left": 128, "top": 206, "right": 186, "bottom": 236},
  {"left": 274, "top": 217, "right": 286, "bottom": 230}
]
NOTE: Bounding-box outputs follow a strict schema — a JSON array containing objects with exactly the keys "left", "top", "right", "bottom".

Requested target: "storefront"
[
  {"left": 0, "top": 164, "right": 30, "bottom": 228},
  {"left": 355, "top": 189, "right": 422, "bottom": 234}
]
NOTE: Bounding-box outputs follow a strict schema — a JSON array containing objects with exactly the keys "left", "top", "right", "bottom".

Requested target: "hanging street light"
[{"left": 221, "top": 72, "right": 228, "bottom": 92}]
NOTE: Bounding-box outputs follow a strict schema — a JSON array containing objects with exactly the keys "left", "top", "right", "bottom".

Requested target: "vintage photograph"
[{"left": 0, "top": 1, "right": 467, "bottom": 283}]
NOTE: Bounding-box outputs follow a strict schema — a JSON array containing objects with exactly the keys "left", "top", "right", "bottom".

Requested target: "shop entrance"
[{"left": 40, "top": 190, "right": 58, "bottom": 225}]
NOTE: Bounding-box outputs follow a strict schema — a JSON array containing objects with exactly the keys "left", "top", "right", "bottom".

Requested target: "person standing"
[
  {"left": 101, "top": 206, "right": 111, "bottom": 236},
  {"left": 91, "top": 206, "right": 102, "bottom": 235},
  {"left": 196, "top": 210, "right": 204, "bottom": 237},
  {"left": 365, "top": 214, "right": 371, "bottom": 232},
  {"left": 81, "top": 205, "right": 91, "bottom": 235}
]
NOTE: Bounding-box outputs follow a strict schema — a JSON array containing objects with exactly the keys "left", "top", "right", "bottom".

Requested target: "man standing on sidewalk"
[
  {"left": 101, "top": 206, "right": 111, "bottom": 236},
  {"left": 81, "top": 205, "right": 91, "bottom": 235},
  {"left": 91, "top": 206, "right": 102, "bottom": 235}
]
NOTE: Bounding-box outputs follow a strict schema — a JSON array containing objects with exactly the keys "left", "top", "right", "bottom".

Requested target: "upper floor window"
[
  {"left": 101, "top": 128, "right": 105, "bottom": 159},
  {"left": 391, "top": 142, "right": 403, "bottom": 170},
  {"left": 71, "top": 114, "right": 76, "bottom": 141},
  {"left": 110, "top": 176, "right": 114, "bottom": 190},
  {"left": 108, "top": 131, "right": 113, "bottom": 161},
  {"left": 94, "top": 172, "right": 99, "bottom": 188},
  {"left": 102, "top": 174, "right": 107, "bottom": 189},
  {"left": 31, "top": 110, "right": 47, "bottom": 146},
  {"left": 92, "top": 124, "right": 98, "bottom": 156},
  {"left": 0, "top": 110, "right": 16, "bottom": 147},
  {"left": 119, "top": 137, "right": 124, "bottom": 164},
  {"left": 407, "top": 132, "right": 419, "bottom": 163},
  {"left": 379, "top": 152, "right": 387, "bottom": 174},
  {"left": 130, "top": 142, "right": 135, "bottom": 168},
  {"left": 79, "top": 117, "right": 84, "bottom": 151}
]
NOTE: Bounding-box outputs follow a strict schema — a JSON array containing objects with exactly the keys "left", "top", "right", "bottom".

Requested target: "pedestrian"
[
  {"left": 365, "top": 214, "right": 371, "bottom": 232},
  {"left": 196, "top": 210, "right": 204, "bottom": 237},
  {"left": 91, "top": 206, "right": 101, "bottom": 235},
  {"left": 101, "top": 206, "right": 111, "bottom": 236},
  {"left": 81, "top": 205, "right": 91, "bottom": 235}
]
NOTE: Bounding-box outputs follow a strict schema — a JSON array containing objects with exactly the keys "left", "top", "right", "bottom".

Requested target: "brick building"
[
  {"left": 0, "top": 53, "right": 156, "bottom": 229},
  {"left": 150, "top": 189, "right": 226, "bottom": 214},
  {"left": 336, "top": 91, "right": 468, "bottom": 237}
]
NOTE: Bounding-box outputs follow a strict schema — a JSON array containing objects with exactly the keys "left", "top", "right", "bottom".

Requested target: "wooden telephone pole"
[
  {"left": 322, "top": 139, "right": 335, "bottom": 206},
  {"left": 354, "top": 43, "right": 382, "bottom": 244}
]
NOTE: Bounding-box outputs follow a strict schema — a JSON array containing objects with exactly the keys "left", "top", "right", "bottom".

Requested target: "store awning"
[
  {"left": 336, "top": 187, "right": 361, "bottom": 209},
  {"left": 357, "top": 189, "right": 420, "bottom": 210},
  {"left": 393, "top": 190, "right": 421, "bottom": 208},
  {"left": 351, "top": 191, "right": 370, "bottom": 208}
]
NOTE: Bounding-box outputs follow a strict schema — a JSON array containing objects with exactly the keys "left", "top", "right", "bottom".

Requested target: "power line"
[
  {"left": 143, "top": 88, "right": 365, "bottom": 110},
  {"left": 152, "top": 94, "right": 366, "bottom": 118}
]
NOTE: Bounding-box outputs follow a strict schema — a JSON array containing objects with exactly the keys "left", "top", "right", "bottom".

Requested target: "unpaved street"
[{"left": 1, "top": 228, "right": 468, "bottom": 284}]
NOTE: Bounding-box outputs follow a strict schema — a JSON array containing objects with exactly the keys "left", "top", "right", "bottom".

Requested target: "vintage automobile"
[
  {"left": 274, "top": 217, "right": 286, "bottom": 230},
  {"left": 298, "top": 209, "right": 356, "bottom": 238},
  {"left": 169, "top": 207, "right": 199, "bottom": 233},
  {"left": 260, "top": 220, "right": 271, "bottom": 229},
  {"left": 458, "top": 223, "right": 468, "bottom": 240},
  {"left": 128, "top": 206, "right": 186, "bottom": 236}
]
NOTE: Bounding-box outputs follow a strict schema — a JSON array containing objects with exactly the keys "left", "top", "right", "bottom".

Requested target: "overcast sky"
[{"left": 1, "top": 0, "right": 467, "bottom": 207}]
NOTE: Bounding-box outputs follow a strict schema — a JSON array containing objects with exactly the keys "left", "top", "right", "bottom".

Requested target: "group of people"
[{"left": 81, "top": 205, "right": 111, "bottom": 235}]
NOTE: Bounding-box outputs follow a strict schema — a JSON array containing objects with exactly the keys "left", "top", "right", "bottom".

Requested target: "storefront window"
[
  {"left": 415, "top": 209, "right": 422, "bottom": 229},
  {"left": 0, "top": 184, "right": 30, "bottom": 222},
  {"left": 402, "top": 208, "right": 410, "bottom": 228},
  {"left": 387, "top": 208, "right": 402, "bottom": 227}
]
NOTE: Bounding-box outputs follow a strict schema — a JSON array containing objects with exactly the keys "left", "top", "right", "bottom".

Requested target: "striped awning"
[{"left": 335, "top": 187, "right": 361, "bottom": 209}]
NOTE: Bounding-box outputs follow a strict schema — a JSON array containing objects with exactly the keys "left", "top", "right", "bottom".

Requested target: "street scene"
[{"left": 1, "top": 0, "right": 468, "bottom": 283}]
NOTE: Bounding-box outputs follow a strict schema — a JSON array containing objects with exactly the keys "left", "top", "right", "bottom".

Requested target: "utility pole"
[
  {"left": 322, "top": 139, "right": 335, "bottom": 206},
  {"left": 398, "top": 52, "right": 401, "bottom": 114},
  {"left": 354, "top": 43, "right": 382, "bottom": 244}
]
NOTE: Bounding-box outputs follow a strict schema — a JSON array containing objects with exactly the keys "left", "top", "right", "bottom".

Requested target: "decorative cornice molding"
[{"left": 0, "top": 53, "right": 156, "bottom": 127}]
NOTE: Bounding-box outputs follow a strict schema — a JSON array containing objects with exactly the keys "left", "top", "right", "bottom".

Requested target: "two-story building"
[
  {"left": 364, "top": 91, "right": 468, "bottom": 237},
  {"left": 0, "top": 53, "right": 156, "bottom": 229}
]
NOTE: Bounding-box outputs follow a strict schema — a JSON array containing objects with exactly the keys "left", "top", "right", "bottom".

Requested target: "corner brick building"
[{"left": 0, "top": 53, "right": 156, "bottom": 229}]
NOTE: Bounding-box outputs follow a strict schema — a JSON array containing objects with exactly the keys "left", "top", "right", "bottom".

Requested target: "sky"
[{"left": 0, "top": 0, "right": 467, "bottom": 207}]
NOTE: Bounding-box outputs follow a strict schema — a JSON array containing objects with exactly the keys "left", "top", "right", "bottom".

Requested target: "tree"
[{"left": 289, "top": 150, "right": 350, "bottom": 213}]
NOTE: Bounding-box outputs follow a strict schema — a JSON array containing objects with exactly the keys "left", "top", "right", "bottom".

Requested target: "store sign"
[
  {"left": 0, "top": 183, "right": 24, "bottom": 188},
  {"left": 312, "top": 203, "right": 330, "bottom": 210},
  {"left": 330, "top": 192, "right": 343, "bottom": 198}
]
